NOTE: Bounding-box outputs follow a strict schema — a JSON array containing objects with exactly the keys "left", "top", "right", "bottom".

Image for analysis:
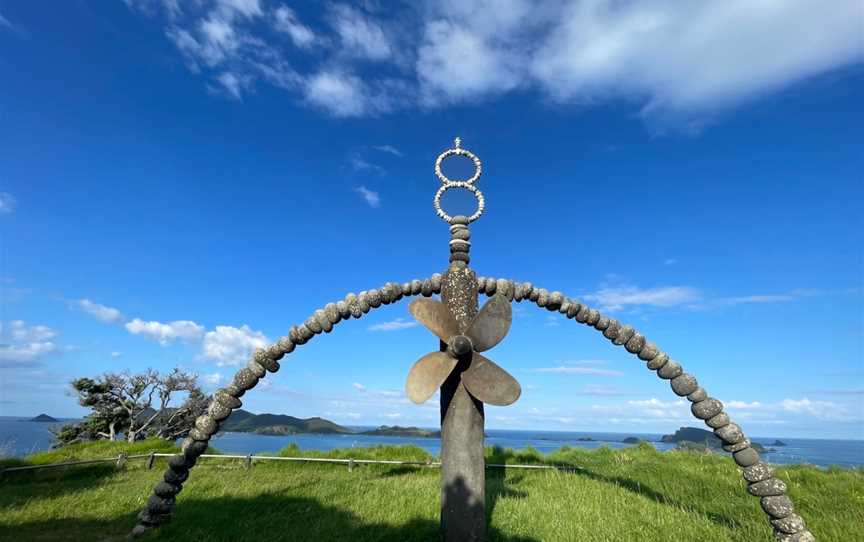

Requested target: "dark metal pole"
[{"left": 439, "top": 264, "right": 485, "bottom": 542}]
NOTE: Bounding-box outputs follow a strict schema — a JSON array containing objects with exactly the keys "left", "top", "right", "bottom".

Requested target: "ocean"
[{"left": 1, "top": 417, "right": 861, "bottom": 468}]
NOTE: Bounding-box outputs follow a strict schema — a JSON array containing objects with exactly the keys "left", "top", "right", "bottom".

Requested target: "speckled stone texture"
[
  {"left": 691, "top": 398, "right": 724, "bottom": 419},
  {"left": 671, "top": 374, "right": 698, "bottom": 396},
  {"left": 774, "top": 531, "right": 815, "bottom": 542},
  {"left": 743, "top": 462, "right": 774, "bottom": 483},
  {"left": 647, "top": 352, "right": 669, "bottom": 370},
  {"left": 705, "top": 412, "right": 730, "bottom": 429},
  {"left": 657, "top": 360, "right": 683, "bottom": 379},
  {"left": 233, "top": 368, "right": 258, "bottom": 391},
  {"left": 722, "top": 439, "right": 751, "bottom": 453},
  {"left": 687, "top": 387, "right": 708, "bottom": 402},
  {"left": 734, "top": 447, "right": 760, "bottom": 467},
  {"left": 154, "top": 482, "right": 181, "bottom": 498},
  {"left": 771, "top": 514, "right": 806, "bottom": 534},
  {"left": 714, "top": 422, "right": 745, "bottom": 444},
  {"left": 761, "top": 495, "right": 795, "bottom": 518},
  {"left": 748, "top": 478, "right": 787, "bottom": 497}
]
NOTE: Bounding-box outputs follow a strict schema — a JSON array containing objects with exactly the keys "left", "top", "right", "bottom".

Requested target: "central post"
[{"left": 439, "top": 252, "right": 485, "bottom": 541}]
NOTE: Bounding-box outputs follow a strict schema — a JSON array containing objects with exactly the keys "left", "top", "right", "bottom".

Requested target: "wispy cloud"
[
  {"left": 584, "top": 284, "right": 701, "bottom": 312},
  {"left": 664, "top": 258, "right": 678, "bottom": 266},
  {"left": 0, "top": 192, "right": 16, "bottom": 214},
  {"left": 368, "top": 318, "right": 417, "bottom": 332},
  {"left": 350, "top": 155, "right": 385, "bottom": 175},
  {"left": 0, "top": 11, "right": 12, "bottom": 30},
  {"left": 528, "top": 366, "right": 624, "bottom": 377},
  {"left": 372, "top": 145, "right": 402, "bottom": 157},
  {"left": 110, "top": 351, "right": 123, "bottom": 358},
  {"left": 355, "top": 185, "right": 381, "bottom": 208},
  {"left": 73, "top": 299, "right": 125, "bottom": 323},
  {"left": 0, "top": 321, "right": 58, "bottom": 366},
  {"left": 125, "top": 1, "right": 863, "bottom": 126}
]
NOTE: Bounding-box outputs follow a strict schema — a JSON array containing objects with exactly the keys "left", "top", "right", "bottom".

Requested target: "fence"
[{"left": 1, "top": 451, "right": 580, "bottom": 476}]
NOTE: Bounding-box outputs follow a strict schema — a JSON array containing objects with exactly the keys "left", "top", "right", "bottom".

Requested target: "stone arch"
[{"left": 133, "top": 274, "right": 813, "bottom": 541}]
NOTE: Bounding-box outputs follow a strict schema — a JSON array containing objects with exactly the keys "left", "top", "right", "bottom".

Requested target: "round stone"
[
  {"left": 548, "top": 291, "right": 564, "bottom": 309},
  {"left": 594, "top": 315, "right": 610, "bottom": 330},
  {"left": 485, "top": 279, "right": 497, "bottom": 295},
  {"left": 575, "top": 305, "right": 590, "bottom": 323},
  {"left": 410, "top": 280, "right": 422, "bottom": 295},
  {"left": 567, "top": 302, "right": 580, "bottom": 318},
  {"left": 265, "top": 344, "right": 285, "bottom": 361},
  {"left": 723, "top": 439, "right": 751, "bottom": 453},
  {"left": 208, "top": 401, "right": 231, "bottom": 421},
  {"left": 223, "top": 383, "right": 244, "bottom": 398},
  {"left": 657, "top": 360, "right": 683, "bottom": 380},
  {"left": 603, "top": 320, "right": 620, "bottom": 339},
  {"left": 748, "top": 478, "right": 787, "bottom": 497},
  {"left": 743, "top": 462, "right": 774, "bottom": 483},
  {"left": 497, "top": 279, "right": 513, "bottom": 300},
  {"left": 313, "top": 309, "right": 332, "bottom": 333},
  {"left": 254, "top": 350, "right": 279, "bottom": 372},
  {"left": 367, "top": 289, "right": 382, "bottom": 308},
  {"left": 297, "top": 323, "right": 313, "bottom": 341},
  {"left": 671, "top": 374, "right": 698, "bottom": 396},
  {"left": 132, "top": 524, "right": 151, "bottom": 537},
  {"left": 357, "top": 292, "right": 371, "bottom": 313},
  {"left": 687, "top": 387, "right": 707, "bottom": 402},
  {"left": 705, "top": 411, "right": 730, "bottom": 429},
  {"left": 586, "top": 309, "right": 600, "bottom": 325},
  {"left": 154, "top": 481, "right": 181, "bottom": 498},
  {"left": 452, "top": 229, "right": 470, "bottom": 241},
  {"left": 559, "top": 299, "right": 571, "bottom": 314},
  {"left": 775, "top": 531, "right": 815, "bottom": 542},
  {"left": 305, "top": 315, "right": 322, "bottom": 334},
  {"left": 168, "top": 454, "right": 189, "bottom": 471},
  {"left": 761, "top": 495, "right": 794, "bottom": 519},
  {"left": 337, "top": 300, "right": 350, "bottom": 319},
  {"left": 421, "top": 279, "right": 433, "bottom": 297},
  {"left": 401, "top": 282, "right": 412, "bottom": 296},
  {"left": 637, "top": 342, "right": 658, "bottom": 361},
  {"left": 183, "top": 438, "right": 208, "bottom": 459},
  {"left": 646, "top": 352, "right": 669, "bottom": 370},
  {"left": 715, "top": 422, "right": 745, "bottom": 444},
  {"left": 625, "top": 333, "right": 645, "bottom": 354},
  {"left": 148, "top": 495, "right": 174, "bottom": 515},
  {"left": 536, "top": 288, "right": 549, "bottom": 307},
  {"left": 691, "top": 398, "right": 723, "bottom": 419},
  {"left": 188, "top": 428, "right": 209, "bottom": 441},
  {"left": 233, "top": 368, "right": 258, "bottom": 391},
  {"left": 277, "top": 337, "right": 295, "bottom": 354},
  {"left": 771, "top": 514, "right": 806, "bottom": 535},
  {"left": 164, "top": 467, "right": 188, "bottom": 485},
  {"left": 137, "top": 509, "right": 168, "bottom": 526},
  {"left": 734, "top": 447, "right": 760, "bottom": 467},
  {"left": 246, "top": 359, "right": 266, "bottom": 378},
  {"left": 325, "top": 303, "right": 341, "bottom": 324},
  {"left": 431, "top": 273, "right": 443, "bottom": 293},
  {"left": 216, "top": 391, "right": 241, "bottom": 409},
  {"left": 346, "top": 294, "right": 362, "bottom": 318},
  {"left": 194, "top": 416, "right": 218, "bottom": 435},
  {"left": 613, "top": 325, "right": 635, "bottom": 346}
]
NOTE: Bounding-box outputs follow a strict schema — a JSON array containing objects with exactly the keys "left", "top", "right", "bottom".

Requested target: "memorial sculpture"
[{"left": 133, "top": 139, "right": 814, "bottom": 541}]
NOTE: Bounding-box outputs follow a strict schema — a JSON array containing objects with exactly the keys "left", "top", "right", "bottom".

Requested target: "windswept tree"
[{"left": 55, "top": 368, "right": 208, "bottom": 446}]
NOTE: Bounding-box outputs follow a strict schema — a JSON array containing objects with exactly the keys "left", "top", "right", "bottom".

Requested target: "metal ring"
[
  {"left": 433, "top": 182, "right": 485, "bottom": 224},
  {"left": 434, "top": 146, "right": 482, "bottom": 185}
]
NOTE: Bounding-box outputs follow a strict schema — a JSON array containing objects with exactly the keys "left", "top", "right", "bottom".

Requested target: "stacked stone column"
[
  {"left": 132, "top": 276, "right": 443, "bottom": 536},
  {"left": 477, "top": 277, "right": 815, "bottom": 542}
]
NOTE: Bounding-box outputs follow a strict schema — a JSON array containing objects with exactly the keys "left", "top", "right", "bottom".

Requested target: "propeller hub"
[{"left": 449, "top": 335, "right": 473, "bottom": 357}]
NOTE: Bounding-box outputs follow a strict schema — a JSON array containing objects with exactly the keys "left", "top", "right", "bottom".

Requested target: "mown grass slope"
[{"left": 1, "top": 440, "right": 860, "bottom": 541}]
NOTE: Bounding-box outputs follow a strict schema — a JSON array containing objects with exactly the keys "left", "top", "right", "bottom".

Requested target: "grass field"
[{"left": 1, "top": 440, "right": 861, "bottom": 541}]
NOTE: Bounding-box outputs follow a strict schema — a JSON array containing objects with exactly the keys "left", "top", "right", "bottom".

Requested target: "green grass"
[{"left": 1, "top": 440, "right": 861, "bottom": 541}]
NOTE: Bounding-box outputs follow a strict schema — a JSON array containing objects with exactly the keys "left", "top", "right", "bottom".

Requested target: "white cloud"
[
  {"left": 0, "top": 321, "right": 58, "bottom": 364},
  {"left": 372, "top": 145, "right": 402, "bottom": 157},
  {"left": 384, "top": 412, "right": 403, "bottom": 420},
  {"left": 726, "top": 400, "right": 763, "bottom": 410},
  {"left": 529, "top": 366, "right": 623, "bottom": 377},
  {"left": 368, "top": 318, "right": 417, "bottom": 331},
  {"left": 329, "top": 5, "right": 392, "bottom": 60},
  {"left": 779, "top": 398, "right": 848, "bottom": 421},
  {"left": 354, "top": 185, "right": 381, "bottom": 208},
  {"left": 0, "top": 10, "right": 12, "bottom": 29},
  {"left": 0, "top": 192, "right": 16, "bottom": 214},
  {"left": 544, "top": 315, "right": 560, "bottom": 327},
  {"left": 129, "top": 0, "right": 863, "bottom": 125},
  {"left": 273, "top": 5, "right": 316, "bottom": 48},
  {"left": 200, "top": 324, "right": 268, "bottom": 366},
  {"left": 203, "top": 372, "right": 224, "bottom": 386},
  {"left": 584, "top": 285, "right": 701, "bottom": 311},
  {"left": 216, "top": 71, "right": 248, "bottom": 99},
  {"left": 125, "top": 318, "right": 205, "bottom": 345},
  {"left": 664, "top": 258, "right": 678, "bottom": 266},
  {"left": 111, "top": 351, "right": 123, "bottom": 358},
  {"left": 74, "top": 299, "right": 124, "bottom": 323},
  {"left": 352, "top": 382, "right": 366, "bottom": 392}
]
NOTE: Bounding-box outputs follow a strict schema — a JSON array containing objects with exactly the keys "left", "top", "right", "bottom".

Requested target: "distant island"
[
  {"left": 661, "top": 427, "right": 770, "bottom": 453},
  {"left": 28, "top": 414, "right": 59, "bottom": 422},
  {"left": 360, "top": 425, "right": 441, "bottom": 438},
  {"left": 221, "top": 410, "right": 352, "bottom": 436},
  {"left": 622, "top": 437, "right": 644, "bottom": 444}
]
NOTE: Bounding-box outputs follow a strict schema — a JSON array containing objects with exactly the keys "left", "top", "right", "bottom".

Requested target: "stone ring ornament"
[
  {"left": 433, "top": 181, "right": 485, "bottom": 225},
  {"left": 434, "top": 136, "right": 482, "bottom": 185},
  {"left": 406, "top": 295, "right": 520, "bottom": 406}
]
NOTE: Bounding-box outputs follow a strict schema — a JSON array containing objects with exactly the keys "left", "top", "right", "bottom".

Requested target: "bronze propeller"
[{"left": 405, "top": 295, "right": 521, "bottom": 406}]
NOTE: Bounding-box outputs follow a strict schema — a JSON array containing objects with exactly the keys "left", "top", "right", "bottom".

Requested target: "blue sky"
[{"left": 1, "top": 1, "right": 862, "bottom": 439}]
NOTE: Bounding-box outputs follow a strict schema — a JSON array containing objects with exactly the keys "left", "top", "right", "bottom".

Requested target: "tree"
[{"left": 55, "top": 368, "right": 207, "bottom": 446}]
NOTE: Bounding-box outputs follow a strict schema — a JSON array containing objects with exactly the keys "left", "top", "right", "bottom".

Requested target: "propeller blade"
[
  {"left": 406, "top": 351, "right": 457, "bottom": 404},
  {"left": 462, "top": 353, "right": 521, "bottom": 406},
  {"left": 466, "top": 295, "right": 512, "bottom": 352},
  {"left": 408, "top": 299, "right": 459, "bottom": 342}
]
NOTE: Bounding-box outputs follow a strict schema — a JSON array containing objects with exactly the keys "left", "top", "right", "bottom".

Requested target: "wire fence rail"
[{"left": 1, "top": 451, "right": 581, "bottom": 476}]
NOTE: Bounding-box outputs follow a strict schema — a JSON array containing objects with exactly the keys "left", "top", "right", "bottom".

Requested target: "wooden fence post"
[
  {"left": 147, "top": 452, "right": 155, "bottom": 470},
  {"left": 116, "top": 453, "right": 127, "bottom": 469},
  {"left": 348, "top": 458, "right": 354, "bottom": 472},
  {"left": 245, "top": 454, "right": 252, "bottom": 470}
]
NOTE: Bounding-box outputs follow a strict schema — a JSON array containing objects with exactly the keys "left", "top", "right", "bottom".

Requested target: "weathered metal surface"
[
  {"left": 466, "top": 295, "right": 512, "bottom": 352},
  {"left": 462, "top": 353, "right": 521, "bottom": 406},
  {"left": 409, "top": 298, "right": 459, "bottom": 342},
  {"left": 406, "top": 351, "right": 457, "bottom": 404}
]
